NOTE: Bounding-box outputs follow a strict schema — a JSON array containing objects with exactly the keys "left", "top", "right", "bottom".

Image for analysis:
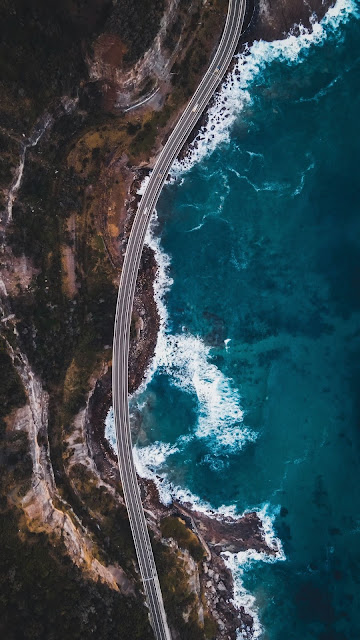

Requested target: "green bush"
[
  {"left": 160, "top": 516, "right": 205, "bottom": 562},
  {"left": 154, "top": 537, "right": 206, "bottom": 640}
]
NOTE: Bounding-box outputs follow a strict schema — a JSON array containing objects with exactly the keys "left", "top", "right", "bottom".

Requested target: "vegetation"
[
  {"left": 4, "top": 104, "right": 152, "bottom": 582},
  {"left": 0, "top": 1, "right": 231, "bottom": 637},
  {"left": 0, "top": 341, "right": 31, "bottom": 498},
  {"left": 161, "top": 516, "right": 205, "bottom": 562},
  {"left": 154, "top": 538, "right": 207, "bottom": 640},
  {"left": 68, "top": 463, "right": 137, "bottom": 571},
  {"left": 204, "top": 615, "right": 219, "bottom": 639},
  {"left": 168, "top": 0, "right": 228, "bottom": 100},
  {"left": 0, "top": 347, "right": 150, "bottom": 640},
  {"left": 61, "top": 342, "right": 99, "bottom": 426},
  {"left": 0, "top": 507, "right": 154, "bottom": 640},
  {"left": 0, "top": 0, "right": 112, "bottom": 134},
  {"left": 9, "top": 126, "right": 118, "bottom": 389},
  {"left": 129, "top": 104, "right": 172, "bottom": 160},
  {"left": 106, "top": 0, "right": 165, "bottom": 65},
  {"left": 0, "top": 132, "right": 21, "bottom": 190}
]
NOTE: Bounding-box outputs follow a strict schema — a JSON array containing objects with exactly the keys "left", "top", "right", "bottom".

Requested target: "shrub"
[{"left": 160, "top": 516, "right": 205, "bottom": 562}]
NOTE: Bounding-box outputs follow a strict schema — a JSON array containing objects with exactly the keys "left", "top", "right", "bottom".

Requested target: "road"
[{"left": 112, "top": 1, "right": 246, "bottom": 638}]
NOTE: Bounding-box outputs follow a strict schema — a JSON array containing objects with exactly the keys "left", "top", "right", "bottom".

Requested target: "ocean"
[{"left": 106, "top": 1, "right": 360, "bottom": 637}]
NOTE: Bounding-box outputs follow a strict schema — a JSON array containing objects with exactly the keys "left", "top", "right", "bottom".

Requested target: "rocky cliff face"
[
  {"left": 89, "top": 0, "right": 181, "bottom": 110},
  {"left": 88, "top": 0, "right": 229, "bottom": 112}
]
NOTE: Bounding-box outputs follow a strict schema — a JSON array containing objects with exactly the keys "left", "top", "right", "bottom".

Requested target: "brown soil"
[
  {"left": 61, "top": 213, "right": 77, "bottom": 297},
  {"left": 94, "top": 33, "right": 128, "bottom": 68}
]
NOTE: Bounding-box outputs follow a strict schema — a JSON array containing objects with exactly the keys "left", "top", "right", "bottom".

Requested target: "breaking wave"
[
  {"left": 170, "top": 0, "right": 359, "bottom": 177},
  {"left": 103, "top": 2, "right": 359, "bottom": 634}
]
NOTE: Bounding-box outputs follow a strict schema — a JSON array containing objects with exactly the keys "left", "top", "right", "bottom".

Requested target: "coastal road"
[{"left": 112, "top": 1, "right": 246, "bottom": 638}]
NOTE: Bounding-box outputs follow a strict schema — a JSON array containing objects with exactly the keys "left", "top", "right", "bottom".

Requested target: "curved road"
[{"left": 112, "top": 1, "right": 246, "bottom": 638}]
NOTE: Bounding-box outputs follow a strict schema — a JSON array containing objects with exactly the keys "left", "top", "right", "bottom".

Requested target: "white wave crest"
[
  {"left": 137, "top": 174, "right": 151, "bottom": 195},
  {"left": 105, "top": 407, "right": 116, "bottom": 450},
  {"left": 170, "top": 0, "right": 358, "bottom": 177},
  {"left": 132, "top": 437, "right": 245, "bottom": 514},
  {"left": 156, "top": 332, "right": 256, "bottom": 449}
]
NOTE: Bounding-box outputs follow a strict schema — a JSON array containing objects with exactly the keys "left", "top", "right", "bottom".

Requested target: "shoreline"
[
  {"left": 128, "top": 0, "right": 335, "bottom": 393},
  {"left": 0, "top": 1, "right": 350, "bottom": 637},
  {"left": 98, "top": 0, "right": 336, "bottom": 411},
  {"left": 87, "top": 373, "right": 282, "bottom": 639},
  {"left": 86, "top": 0, "right": 344, "bottom": 635},
  {"left": 0, "top": 0, "right": 356, "bottom": 637}
]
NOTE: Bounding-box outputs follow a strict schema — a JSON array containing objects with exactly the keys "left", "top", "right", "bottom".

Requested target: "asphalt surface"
[{"left": 112, "top": 1, "right": 246, "bottom": 638}]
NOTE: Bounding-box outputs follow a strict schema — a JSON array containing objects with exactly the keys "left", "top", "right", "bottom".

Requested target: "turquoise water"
[{"left": 110, "top": 1, "right": 360, "bottom": 637}]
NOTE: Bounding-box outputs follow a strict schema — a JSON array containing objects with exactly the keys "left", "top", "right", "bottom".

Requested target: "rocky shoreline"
[
  {"left": 91, "top": 0, "right": 335, "bottom": 408},
  {"left": 0, "top": 0, "right": 338, "bottom": 637},
  {"left": 86, "top": 0, "right": 336, "bottom": 636},
  {"left": 87, "top": 366, "right": 280, "bottom": 639},
  {"left": 178, "top": 0, "right": 334, "bottom": 163}
]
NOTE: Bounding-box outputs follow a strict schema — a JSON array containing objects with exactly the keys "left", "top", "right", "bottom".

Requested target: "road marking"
[
  {"left": 112, "top": 3, "right": 246, "bottom": 639},
  {"left": 124, "top": 87, "right": 160, "bottom": 113}
]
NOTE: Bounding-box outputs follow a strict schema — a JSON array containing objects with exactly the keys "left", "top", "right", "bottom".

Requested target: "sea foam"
[
  {"left": 104, "top": 1, "right": 357, "bottom": 632},
  {"left": 170, "top": 0, "right": 359, "bottom": 177}
]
